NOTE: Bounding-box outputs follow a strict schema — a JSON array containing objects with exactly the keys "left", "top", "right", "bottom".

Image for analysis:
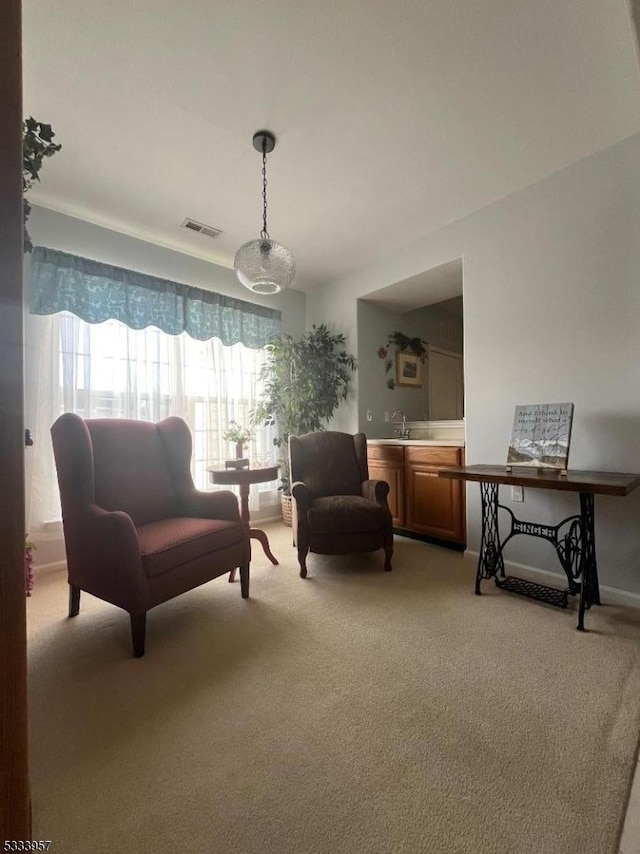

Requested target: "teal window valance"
[{"left": 29, "top": 246, "right": 281, "bottom": 349}]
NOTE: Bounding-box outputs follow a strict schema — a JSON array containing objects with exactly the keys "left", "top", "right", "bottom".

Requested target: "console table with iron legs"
[{"left": 438, "top": 466, "right": 640, "bottom": 630}]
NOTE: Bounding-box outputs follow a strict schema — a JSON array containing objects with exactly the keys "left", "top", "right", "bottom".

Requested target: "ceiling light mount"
[
  {"left": 252, "top": 130, "right": 275, "bottom": 155},
  {"left": 234, "top": 129, "right": 295, "bottom": 296}
]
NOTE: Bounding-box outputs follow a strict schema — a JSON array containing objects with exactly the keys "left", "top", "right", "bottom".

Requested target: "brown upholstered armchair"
[
  {"left": 51, "top": 413, "right": 250, "bottom": 657},
  {"left": 289, "top": 431, "right": 393, "bottom": 578}
]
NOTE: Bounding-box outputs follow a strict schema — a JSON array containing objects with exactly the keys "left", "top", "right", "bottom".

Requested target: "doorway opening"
[{"left": 357, "top": 260, "right": 464, "bottom": 431}]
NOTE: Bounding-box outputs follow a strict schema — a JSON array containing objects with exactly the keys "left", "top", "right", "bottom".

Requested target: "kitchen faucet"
[{"left": 391, "top": 409, "right": 411, "bottom": 439}]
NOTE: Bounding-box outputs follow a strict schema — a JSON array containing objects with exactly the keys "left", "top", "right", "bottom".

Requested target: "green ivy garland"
[{"left": 23, "top": 117, "right": 62, "bottom": 252}]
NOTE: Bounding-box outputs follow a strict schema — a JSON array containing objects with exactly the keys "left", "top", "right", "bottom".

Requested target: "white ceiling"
[{"left": 22, "top": 0, "right": 640, "bottom": 300}]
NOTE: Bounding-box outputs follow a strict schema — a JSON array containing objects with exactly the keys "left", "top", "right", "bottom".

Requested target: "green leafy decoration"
[
  {"left": 381, "top": 331, "right": 428, "bottom": 376},
  {"left": 23, "top": 117, "right": 62, "bottom": 252},
  {"left": 251, "top": 324, "right": 357, "bottom": 493}
]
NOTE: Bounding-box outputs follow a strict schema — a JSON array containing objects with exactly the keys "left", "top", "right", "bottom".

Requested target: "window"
[{"left": 27, "top": 312, "right": 276, "bottom": 534}]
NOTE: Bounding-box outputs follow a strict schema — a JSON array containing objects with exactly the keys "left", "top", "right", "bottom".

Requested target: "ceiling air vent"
[{"left": 180, "top": 218, "right": 223, "bottom": 240}]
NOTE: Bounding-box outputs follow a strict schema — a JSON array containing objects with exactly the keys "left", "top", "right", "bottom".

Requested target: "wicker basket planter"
[{"left": 281, "top": 493, "right": 293, "bottom": 527}]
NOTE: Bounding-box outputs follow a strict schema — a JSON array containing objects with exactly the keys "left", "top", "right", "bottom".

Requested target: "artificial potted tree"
[{"left": 251, "top": 324, "right": 357, "bottom": 525}]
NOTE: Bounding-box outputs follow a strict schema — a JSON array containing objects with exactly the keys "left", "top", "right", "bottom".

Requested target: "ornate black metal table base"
[
  {"left": 439, "top": 465, "right": 640, "bottom": 632},
  {"left": 477, "top": 481, "right": 598, "bottom": 630}
]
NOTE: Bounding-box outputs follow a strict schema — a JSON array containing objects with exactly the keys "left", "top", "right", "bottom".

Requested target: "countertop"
[{"left": 367, "top": 438, "right": 465, "bottom": 447}]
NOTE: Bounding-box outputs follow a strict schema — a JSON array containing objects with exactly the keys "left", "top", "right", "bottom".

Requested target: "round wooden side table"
[{"left": 207, "top": 464, "right": 279, "bottom": 581}]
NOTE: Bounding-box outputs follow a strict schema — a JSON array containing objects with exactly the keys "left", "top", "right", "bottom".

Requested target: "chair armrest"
[
  {"left": 291, "top": 481, "right": 311, "bottom": 513},
  {"left": 178, "top": 489, "right": 241, "bottom": 522},
  {"left": 362, "top": 479, "right": 390, "bottom": 505},
  {"left": 66, "top": 505, "right": 149, "bottom": 613}
]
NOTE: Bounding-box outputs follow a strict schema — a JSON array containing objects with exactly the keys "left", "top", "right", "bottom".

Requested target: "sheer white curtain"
[{"left": 26, "top": 311, "right": 276, "bottom": 538}]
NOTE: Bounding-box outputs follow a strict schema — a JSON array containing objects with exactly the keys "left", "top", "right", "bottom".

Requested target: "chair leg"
[
  {"left": 68, "top": 583, "right": 81, "bottom": 617},
  {"left": 298, "top": 548, "right": 308, "bottom": 579},
  {"left": 383, "top": 543, "right": 393, "bottom": 572},
  {"left": 239, "top": 562, "right": 250, "bottom": 599},
  {"left": 129, "top": 613, "right": 147, "bottom": 658}
]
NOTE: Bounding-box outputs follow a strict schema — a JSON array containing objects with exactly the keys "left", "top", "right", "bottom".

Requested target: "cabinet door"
[
  {"left": 404, "top": 447, "right": 466, "bottom": 544},
  {"left": 368, "top": 445, "right": 404, "bottom": 527},
  {"left": 369, "top": 461, "right": 404, "bottom": 527}
]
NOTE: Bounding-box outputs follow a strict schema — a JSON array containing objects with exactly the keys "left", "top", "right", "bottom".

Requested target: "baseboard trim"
[
  {"left": 393, "top": 528, "right": 466, "bottom": 551},
  {"left": 465, "top": 550, "right": 640, "bottom": 609},
  {"left": 252, "top": 514, "right": 285, "bottom": 526},
  {"left": 34, "top": 559, "right": 66, "bottom": 576}
]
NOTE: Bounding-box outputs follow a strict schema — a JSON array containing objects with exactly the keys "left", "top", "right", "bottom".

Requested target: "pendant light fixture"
[{"left": 234, "top": 130, "right": 296, "bottom": 295}]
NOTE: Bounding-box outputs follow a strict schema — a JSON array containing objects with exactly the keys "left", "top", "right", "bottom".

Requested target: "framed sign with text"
[{"left": 507, "top": 403, "right": 574, "bottom": 470}]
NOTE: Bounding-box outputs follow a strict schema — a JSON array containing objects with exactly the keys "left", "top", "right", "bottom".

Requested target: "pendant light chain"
[
  {"left": 234, "top": 129, "right": 295, "bottom": 295},
  {"left": 261, "top": 143, "right": 269, "bottom": 241}
]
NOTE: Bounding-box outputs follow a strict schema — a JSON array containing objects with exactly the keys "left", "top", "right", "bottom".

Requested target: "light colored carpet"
[{"left": 27, "top": 523, "right": 640, "bottom": 854}]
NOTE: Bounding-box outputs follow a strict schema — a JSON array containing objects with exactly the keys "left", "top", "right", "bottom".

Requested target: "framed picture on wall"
[{"left": 396, "top": 350, "right": 422, "bottom": 387}]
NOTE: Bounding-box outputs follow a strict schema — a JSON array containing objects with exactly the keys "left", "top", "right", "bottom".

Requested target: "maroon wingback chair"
[
  {"left": 289, "top": 431, "right": 393, "bottom": 578},
  {"left": 51, "top": 413, "right": 250, "bottom": 657}
]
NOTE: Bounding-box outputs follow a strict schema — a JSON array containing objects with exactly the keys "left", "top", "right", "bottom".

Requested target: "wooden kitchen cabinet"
[
  {"left": 367, "top": 442, "right": 466, "bottom": 547},
  {"left": 404, "top": 446, "right": 466, "bottom": 545},
  {"left": 368, "top": 443, "right": 404, "bottom": 527}
]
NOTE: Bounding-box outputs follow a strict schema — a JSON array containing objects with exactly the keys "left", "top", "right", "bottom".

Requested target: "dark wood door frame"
[{"left": 0, "top": 0, "right": 31, "bottom": 839}]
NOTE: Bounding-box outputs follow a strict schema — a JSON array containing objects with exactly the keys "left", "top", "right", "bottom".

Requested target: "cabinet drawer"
[
  {"left": 404, "top": 446, "right": 461, "bottom": 467},
  {"left": 367, "top": 444, "right": 404, "bottom": 464}
]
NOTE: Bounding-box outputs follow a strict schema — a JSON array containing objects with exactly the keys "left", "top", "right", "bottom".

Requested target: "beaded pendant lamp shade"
[{"left": 234, "top": 130, "right": 296, "bottom": 295}]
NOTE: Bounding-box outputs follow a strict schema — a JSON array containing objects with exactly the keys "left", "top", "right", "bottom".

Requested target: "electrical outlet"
[
  {"left": 366, "top": 410, "right": 373, "bottom": 422},
  {"left": 511, "top": 485, "right": 524, "bottom": 502}
]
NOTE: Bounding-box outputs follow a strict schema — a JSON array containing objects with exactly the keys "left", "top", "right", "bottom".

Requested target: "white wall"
[
  {"left": 356, "top": 301, "right": 403, "bottom": 436},
  {"left": 308, "top": 132, "right": 640, "bottom": 595}
]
